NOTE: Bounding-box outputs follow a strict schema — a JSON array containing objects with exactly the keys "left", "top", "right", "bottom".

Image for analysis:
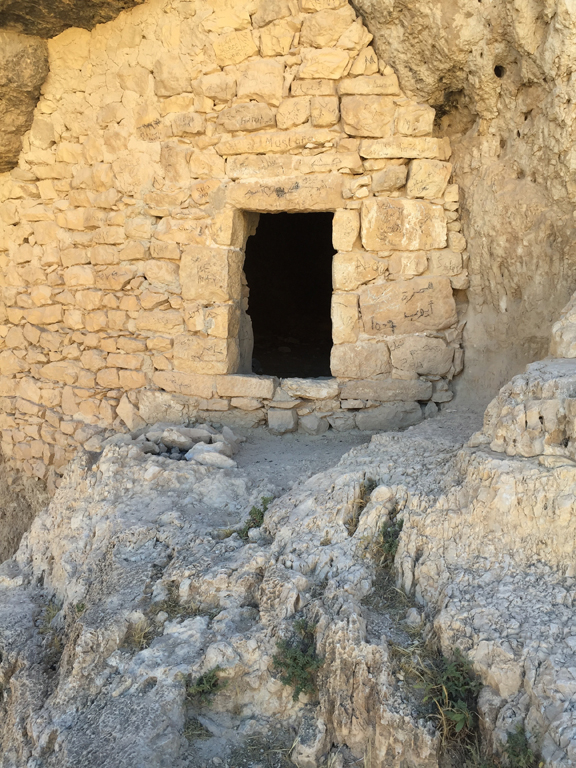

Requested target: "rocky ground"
[{"left": 1, "top": 399, "right": 575, "bottom": 768}]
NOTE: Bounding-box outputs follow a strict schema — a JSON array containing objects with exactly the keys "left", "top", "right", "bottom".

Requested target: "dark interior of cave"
[{"left": 243, "top": 212, "right": 335, "bottom": 379}]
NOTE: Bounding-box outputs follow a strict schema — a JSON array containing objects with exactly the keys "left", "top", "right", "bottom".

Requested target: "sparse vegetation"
[
  {"left": 75, "top": 602, "right": 86, "bottom": 615},
  {"left": 123, "top": 618, "right": 153, "bottom": 651},
  {"left": 272, "top": 618, "right": 324, "bottom": 701},
  {"left": 186, "top": 667, "right": 226, "bottom": 703},
  {"left": 183, "top": 716, "right": 212, "bottom": 741},
  {"left": 238, "top": 496, "right": 274, "bottom": 540},
  {"left": 345, "top": 478, "right": 377, "bottom": 536},
  {"left": 148, "top": 581, "right": 220, "bottom": 623},
  {"left": 504, "top": 725, "right": 541, "bottom": 768}
]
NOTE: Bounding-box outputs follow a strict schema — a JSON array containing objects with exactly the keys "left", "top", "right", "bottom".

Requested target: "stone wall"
[{"left": 0, "top": 0, "right": 468, "bottom": 487}]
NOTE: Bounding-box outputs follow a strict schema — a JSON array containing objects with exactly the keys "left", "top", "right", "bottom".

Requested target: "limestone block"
[
  {"left": 448, "top": 231, "right": 467, "bottom": 252},
  {"left": 136, "top": 310, "right": 184, "bottom": 333},
  {"left": 341, "top": 378, "right": 431, "bottom": 401},
  {"left": 153, "top": 54, "right": 192, "bottom": 97},
  {"left": 332, "top": 251, "right": 385, "bottom": 290},
  {"left": 361, "top": 198, "right": 446, "bottom": 251},
  {"left": 171, "top": 112, "right": 207, "bottom": 137},
  {"left": 117, "top": 63, "right": 150, "bottom": 95},
  {"left": 217, "top": 129, "right": 335, "bottom": 156},
  {"left": 231, "top": 397, "right": 262, "bottom": 410},
  {"left": 427, "top": 249, "right": 462, "bottom": 276},
  {"left": 406, "top": 160, "right": 452, "bottom": 200},
  {"left": 297, "top": 151, "right": 362, "bottom": 174},
  {"left": 299, "top": 414, "right": 330, "bottom": 435},
  {"left": 173, "top": 335, "right": 239, "bottom": 375},
  {"left": 107, "top": 353, "right": 142, "bottom": 370},
  {"left": 341, "top": 96, "right": 395, "bottom": 138},
  {"left": 213, "top": 30, "right": 258, "bottom": 67},
  {"left": 389, "top": 336, "right": 454, "bottom": 376},
  {"left": 237, "top": 60, "right": 285, "bottom": 106},
  {"left": 331, "top": 341, "right": 391, "bottom": 378},
  {"left": 282, "top": 378, "right": 339, "bottom": 399},
  {"left": 360, "top": 137, "right": 452, "bottom": 161},
  {"left": 332, "top": 210, "right": 360, "bottom": 252},
  {"left": 300, "top": 7, "right": 356, "bottom": 48},
  {"left": 217, "top": 104, "right": 276, "bottom": 133},
  {"left": 268, "top": 408, "right": 298, "bottom": 434},
  {"left": 332, "top": 292, "right": 360, "bottom": 343},
  {"left": 551, "top": 293, "right": 576, "bottom": 358},
  {"left": 359, "top": 277, "right": 457, "bottom": 335},
  {"left": 216, "top": 375, "right": 276, "bottom": 399},
  {"left": 211, "top": 209, "right": 253, "bottom": 248},
  {"left": 190, "top": 180, "right": 221, "bottom": 206},
  {"left": 301, "top": 0, "right": 347, "bottom": 10},
  {"left": 189, "top": 149, "right": 226, "bottom": 179},
  {"left": 196, "top": 72, "right": 237, "bottom": 103},
  {"left": 24, "top": 305, "right": 63, "bottom": 325},
  {"left": 299, "top": 48, "right": 350, "bottom": 80},
  {"left": 355, "top": 402, "right": 422, "bottom": 431},
  {"left": 119, "top": 370, "right": 146, "bottom": 390},
  {"left": 117, "top": 394, "right": 146, "bottom": 430},
  {"left": 227, "top": 175, "right": 344, "bottom": 212},
  {"left": 153, "top": 370, "right": 215, "bottom": 398},
  {"left": 63, "top": 266, "right": 95, "bottom": 288},
  {"left": 0, "top": 351, "right": 28, "bottom": 375},
  {"left": 338, "top": 75, "right": 400, "bottom": 96},
  {"left": 337, "top": 18, "right": 373, "bottom": 52},
  {"left": 372, "top": 164, "right": 408, "bottom": 193},
  {"left": 263, "top": 20, "right": 300, "bottom": 57},
  {"left": 395, "top": 104, "right": 436, "bottom": 136},
  {"left": 311, "top": 96, "right": 340, "bottom": 127},
  {"left": 80, "top": 350, "right": 106, "bottom": 372},
  {"left": 39, "top": 361, "right": 80, "bottom": 385},
  {"left": 277, "top": 97, "right": 311, "bottom": 130},
  {"left": 292, "top": 79, "right": 337, "bottom": 97},
  {"left": 227, "top": 154, "right": 296, "bottom": 179},
  {"left": 389, "top": 251, "right": 427, "bottom": 277},
  {"left": 349, "top": 47, "right": 381, "bottom": 77},
  {"left": 204, "top": 305, "right": 240, "bottom": 339},
  {"left": 155, "top": 217, "right": 209, "bottom": 245},
  {"left": 180, "top": 246, "right": 243, "bottom": 302},
  {"left": 252, "top": 0, "right": 297, "bottom": 27},
  {"left": 95, "top": 266, "right": 137, "bottom": 291}
]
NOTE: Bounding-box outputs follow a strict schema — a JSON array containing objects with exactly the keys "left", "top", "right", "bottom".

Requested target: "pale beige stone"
[
  {"left": 237, "top": 60, "right": 285, "bottom": 106},
  {"left": 135, "top": 310, "right": 184, "bottom": 333},
  {"left": 300, "top": 7, "right": 356, "bottom": 48},
  {"left": 361, "top": 198, "right": 446, "bottom": 251},
  {"left": 155, "top": 217, "right": 209, "bottom": 245},
  {"left": 180, "top": 246, "right": 243, "bottom": 302},
  {"left": 64, "top": 265, "right": 95, "bottom": 287},
  {"left": 144, "top": 260, "right": 180, "bottom": 290},
  {"left": 227, "top": 154, "right": 296, "bottom": 179},
  {"left": 211, "top": 209, "right": 253, "bottom": 247},
  {"left": 217, "top": 103, "right": 276, "bottom": 133},
  {"left": 349, "top": 46, "right": 380, "bottom": 77},
  {"left": 389, "top": 251, "right": 428, "bottom": 277},
  {"left": 333, "top": 251, "right": 386, "bottom": 290},
  {"left": 337, "top": 18, "right": 373, "bottom": 52},
  {"left": 116, "top": 394, "right": 146, "bottom": 430},
  {"left": 276, "top": 97, "right": 311, "bottom": 130},
  {"left": 360, "top": 277, "right": 457, "bottom": 335},
  {"left": 332, "top": 292, "right": 360, "bottom": 343},
  {"left": 282, "top": 378, "right": 339, "bottom": 399},
  {"left": 371, "top": 164, "right": 407, "bottom": 194},
  {"left": 428, "top": 249, "right": 462, "bottom": 276},
  {"left": 213, "top": 30, "right": 258, "bottom": 67},
  {"left": 30, "top": 285, "right": 52, "bottom": 307},
  {"left": 360, "top": 137, "right": 452, "bottom": 160},
  {"left": 39, "top": 361, "right": 80, "bottom": 385},
  {"left": 228, "top": 174, "right": 344, "bottom": 212},
  {"left": 338, "top": 75, "right": 400, "bottom": 96},
  {"left": 268, "top": 408, "right": 298, "bottom": 434},
  {"left": 396, "top": 104, "right": 436, "bottom": 136},
  {"left": 332, "top": 210, "right": 360, "bottom": 252},
  {"left": 331, "top": 341, "right": 391, "bottom": 378},
  {"left": 340, "top": 377, "right": 432, "bottom": 401},
  {"left": 259, "top": 18, "right": 300, "bottom": 57},
  {"left": 341, "top": 95, "right": 395, "bottom": 138},
  {"left": 252, "top": 0, "right": 296, "bottom": 28},
  {"left": 190, "top": 179, "right": 221, "bottom": 206},
  {"left": 448, "top": 231, "right": 467, "bottom": 252},
  {"left": 301, "top": 0, "right": 347, "bottom": 10},
  {"left": 25, "top": 305, "right": 63, "bottom": 325},
  {"left": 153, "top": 370, "right": 215, "bottom": 399},
  {"left": 310, "top": 96, "right": 340, "bottom": 127},
  {"left": 299, "top": 48, "right": 350, "bottom": 80},
  {"left": 217, "top": 128, "right": 337, "bottom": 156},
  {"left": 355, "top": 402, "right": 422, "bottom": 431},
  {"left": 95, "top": 266, "right": 137, "bottom": 291},
  {"left": 291, "top": 79, "right": 337, "bottom": 97},
  {"left": 153, "top": 54, "right": 192, "bottom": 97},
  {"left": 76, "top": 290, "right": 103, "bottom": 310},
  {"left": 389, "top": 336, "right": 454, "bottom": 376},
  {"left": 171, "top": 112, "right": 207, "bottom": 137},
  {"left": 196, "top": 72, "right": 237, "bottom": 103},
  {"left": 216, "top": 374, "right": 276, "bottom": 399},
  {"left": 406, "top": 160, "right": 452, "bottom": 200},
  {"left": 297, "top": 151, "right": 362, "bottom": 174},
  {"left": 231, "top": 397, "right": 262, "bottom": 410},
  {"left": 173, "top": 335, "right": 239, "bottom": 375}
]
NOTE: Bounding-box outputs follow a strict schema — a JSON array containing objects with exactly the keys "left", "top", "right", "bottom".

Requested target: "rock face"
[
  {"left": 0, "top": 0, "right": 145, "bottom": 36},
  {"left": 352, "top": 0, "right": 576, "bottom": 401},
  {"left": 0, "top": 31, "right": 48, "bottom": 173}
]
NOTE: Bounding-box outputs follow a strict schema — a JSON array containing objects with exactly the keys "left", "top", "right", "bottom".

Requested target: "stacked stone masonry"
[{"left": 0, "top": 0, "right": 468, "bottom": 487}]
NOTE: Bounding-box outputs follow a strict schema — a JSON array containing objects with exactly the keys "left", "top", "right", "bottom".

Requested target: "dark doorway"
[{"left": 244, "top": 212, "right": 335, "bottom": 378}]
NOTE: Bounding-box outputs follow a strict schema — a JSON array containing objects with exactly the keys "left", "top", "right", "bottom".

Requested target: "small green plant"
[
  {"left": 505, "top": 726, "right": 540, "bottom": 768},
  {"left": 75, "top": 602, "right": 86, "bottom": 615},
  {"left": 376, "top": 517, "right": 404, "bottom": 568},
  {"left": 239, "top": 496, "right": 274, "bottom": 540},
  {"left": 186, "top": 667, "right": 226, "bottom": 703},
  {"left": 272, "top": 618, "right": 324, "bottom": 701}
]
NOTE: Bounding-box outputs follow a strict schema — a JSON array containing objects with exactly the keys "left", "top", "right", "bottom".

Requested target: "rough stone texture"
[
  {"left": 0, "top": 0, "right": 145, "bottom": 37},
  {"left": 352, "top": 0, "right": 576, "bottom": 402}
]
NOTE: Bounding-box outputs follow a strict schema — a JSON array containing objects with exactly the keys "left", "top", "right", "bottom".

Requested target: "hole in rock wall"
[{"left": 244, "top": 212, "right": 335, "bottom": 379}]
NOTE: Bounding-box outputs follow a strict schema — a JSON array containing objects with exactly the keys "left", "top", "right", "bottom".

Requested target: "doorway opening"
[{"left": 243, "top": 212, "right": 335, "bottom": 379}]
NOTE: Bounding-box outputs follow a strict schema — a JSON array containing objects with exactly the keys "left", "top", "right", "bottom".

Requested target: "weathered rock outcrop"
[{"left": 0, "top": 0, "right": 145, "bottom": 37}]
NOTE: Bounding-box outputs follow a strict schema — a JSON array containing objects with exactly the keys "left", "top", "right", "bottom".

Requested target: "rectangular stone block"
[
  {"left": 173, "top": 335, "right": 239, "bottom": 375},
  {"left": 333, "top": 251, "right": 386, "bottom": 291},
  {"left": 227, "top": 154, "right": 297, "bottom": 180},
  {"left": 216, "top": 374, "right": 276, "bottom": 399},
  {"left": 341, "top": 96, "right": 395, "bottom": 138},
  {"left": 217, "top": 103, "right": 276, "bottom": 133},
  {"left": 180, "top": 246, "right": 243, "bottom": 302},
  {"left": 296, "top": 152, "right": 363, "bottom": 175},
  {"left": 427, "top": 249, "right": 462, "bottom": 276},
  {"left": 310, "top": 96, "right": 340, "bottom": 127},
  {"left": 153, "top": 370, "right": 215, "bottom": 399},
  {"left": 217, "top": 129, "right": 337, "bottom": 156},
  {"left": 330, "top": 341, "right": 391, "bottom": 379},
  {"left": 355, "top": 402, "right": 423, "bottom": 431},
  {"left": 299, "top": 48, "right": 350, "bottom": 79},
  {"left": 291, "top": 79, "right": 337, "bottom": 96},
  {"left": 389, "top": 336, "right": 454, "bottom": 376},
  {"left": 338, "top": 75, "right": 400, "bottom": 96},
  {"left": 332, "top": 292, "right": 359, "bottom": 343},
  {"left": 360, "top": 137, "right": 452, "bottom": 160},
  {"left": 227, "top": 175, "right": 344, "bottom": 212},
  {"left": 135, "top": 310, "right": 184, "bottom": 333},
  {"left": 395, "top": 104, "right": 435, "bottom": 136},
  {"left": 340, "top": 378, "right": 432, "bottom": 401},
  {"left": 237, "top": 60, "right": 285, "bottom": 106},
  {"left": 24, "top": 305, "right": 63, "bottom": 325},
  {"left": 281, "top": 378, "right": 339, "bottom": 399},
  {"left": 213, "top": 30, "right": 258, "bottom": 67},
  {"left": 361, "top": 198, "right": 446, "bottom": 251},
  {"left": 332, "top": 209, "right": 360, "bottom": 252},
  {"left": 406, "top": 160, "right": 452, "bottom": 200},
  {"left": 359, "top": 276, "right": 458, "bottom": 335}
]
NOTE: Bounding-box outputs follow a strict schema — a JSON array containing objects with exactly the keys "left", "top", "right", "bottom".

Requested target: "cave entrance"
[{"left": 243, "top": 212, "right": 335, "bottom": 379}]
